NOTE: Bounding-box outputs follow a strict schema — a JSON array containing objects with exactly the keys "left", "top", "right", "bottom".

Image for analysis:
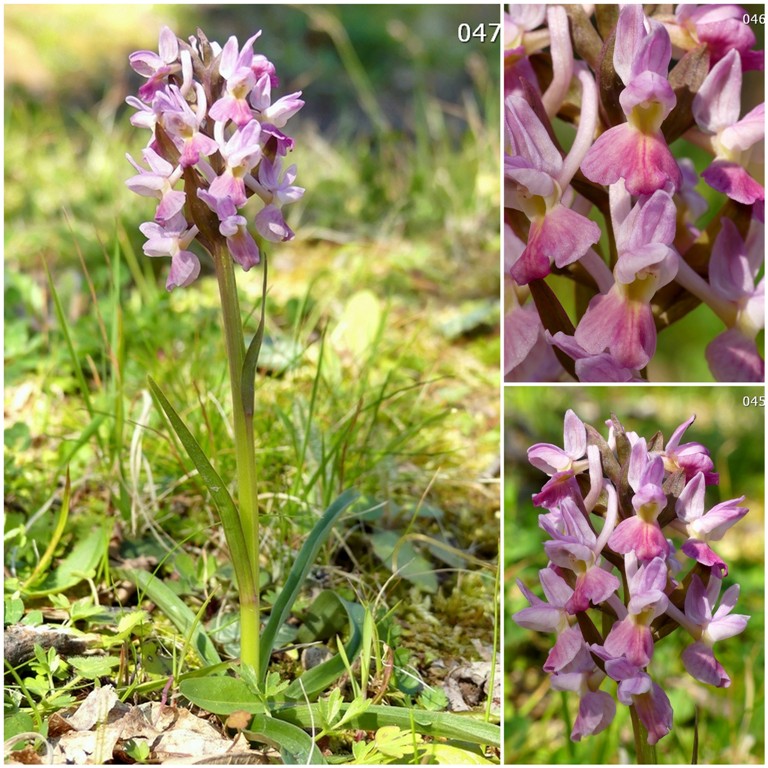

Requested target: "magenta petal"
[
  {"left": 608, "top": 517, "right": 669, "bottom": 560},
  {"left": 575, "top": 288, "right": 656, "bottom": 370},
  {"left": 566, "top": 567, "right": 620, "bottom": 614},
  {"left": 708, "top": 613, "right": 749, "bottom": 643},
  {"left": 702, "top": 161, "right": 764, "bottom": 205},
  {"left": 504, "top": 305, "right": 540, "bottom": 372},
  {"left": 513, "top": 604, "right": 561, "bottom": 633},
  {"left": 581, "top": 123, "right": 681, "bottom": 196},
  {"left": 681, "top": 539, "right": 728, "bottom": 576},
  {"left": 563, "top": 409, "right": 587, "bottom": 459},
  {"left": 682, "top": 641, "right": 731, "bottom": 687},
  {"left": 706, "top": 329, "right": 765, "bottom": 383},
  {"left": 604, "top": 618, "right": 653, "bottom": 667},
  {"left": 693, "top": 49, "right": 742, "bottom": 132},
  {"left": 166, "top": 250, "right": 201, "bottom": 291},
  {"left": 571, "top": 691, "right": 616, "bottom": 741},
  {"left": 544, "top": 625, "right": 584, "bottom": 672},
  {"left": 635, "top": 683, "right": 673, "bottom": 744}
]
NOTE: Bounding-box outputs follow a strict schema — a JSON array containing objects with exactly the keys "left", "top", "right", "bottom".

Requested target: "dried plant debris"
[{"left": 6, "top": 686, "right": 264, "bottom": 765}]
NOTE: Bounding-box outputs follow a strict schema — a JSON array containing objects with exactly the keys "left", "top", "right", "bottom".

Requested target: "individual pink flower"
[
  {"left": 528, "top": 409, "right": 587, "bottom": 475},
  {"left": 603, "top": 555, "right": 669, "bottom": 667},
  {"left": 513, "top": 568, "right": 586, "bottom": 673},
  {"left": 541, "top": 492, "right": 619, "bottom": 614},
  {"left": 197, "top": 191, "right": 260, "bottom": 271},
  {"left": 665, "top": 5, "right": 764, "bottom": 70},
  {"left": 209, "top": 120, "right": 263, "bottom": 206},
  {"left": 209, "top": 33, "right": 262, "bottom": 126},
  {"left": 603, "top": 656, "right": 673, "bottom": 745},
  {"left": 573, "top": 190, "right": 678, "bottom": 370},
  {"left": 705, "top": 218, "right": 765, "bottom": 382},
  {"left": 506, "top": 80, "right": 601, "bottom": 284},
  {"left": 680, "top": 574, "right": 748, "bottom": 687},
  {"left": 125, "top": 148, "right": 186, "bottom": 222},
  {"left": 156, "top": 84, "right": 219, "bottom": 168},
  {"left": 139, "top": 214, "right": 200, "bottom": 291},
  {"left": 692, "top": 49, "right": 765, "bottom": 205},
  {"left": 675, "top": 472, "right": 748, "bottom": 575},
  {"left": 608, "top": 439, "right": 670, "bottom": 561},
  {"left": 662, "top": 415, "right": 719, "bottom": 484},
  {"left": 581, "top": 7, "right": 681, "bottom": 195},
  {"left": 249, "top": 73, "right": 305, "bottom": 128},
  {"left": 130, "top": 26, "right": 185, "bottom": 101}
]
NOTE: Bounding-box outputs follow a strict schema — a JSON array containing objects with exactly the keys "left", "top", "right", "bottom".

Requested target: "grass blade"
[
  {"left": 258, "top": 489, "right": 359, "bottom": 681},
  {"left": 21, "top": 469, "right": 71, "bottom": 591}
]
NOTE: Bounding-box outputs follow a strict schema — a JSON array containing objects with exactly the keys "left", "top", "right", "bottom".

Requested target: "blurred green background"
[{"left": 505, "top": 386, "right": 764, "bottom": 764}]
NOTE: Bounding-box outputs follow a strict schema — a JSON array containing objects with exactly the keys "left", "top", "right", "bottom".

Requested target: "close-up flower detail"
[
  {"left": 504, "top": 4, "right": 765, "bottom": 382},
  {"left": 126, "top": 26, "right": 304, "bottom": 290},
  {"left": 513, "top": 409, "right": 751, "bottom": 751}
]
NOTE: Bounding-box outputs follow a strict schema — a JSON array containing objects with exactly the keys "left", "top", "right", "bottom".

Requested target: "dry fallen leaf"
[{"left": 44, "top": 685, "right": 262, "bottom": 764}]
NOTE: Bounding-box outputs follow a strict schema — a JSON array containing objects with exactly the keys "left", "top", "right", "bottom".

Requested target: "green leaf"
[
  {"left": 4, "top": 597, "right": 24, "bottom": 625},
  {"left": 146, "top": 377, "right": 255, "bottom": 599},
  {"left": 22, "top": 519, "right": 110, "bottom": 598},
  {"left": 258, "top": 489, "right": 359, "bottom": 681},
  {"left": 244, "top": 715, "right": 327, "bottom": 764},
  {"left": 296, "top": 590, "right": 350, "bottom": 644},
  {"left": 69, "top": 655, "right": 120, "bottom": 680},
  {"left": 282, "top": 594, "right": 366, "bottom": 701},
  {"left": 180, "top": 676, "right": 264, "bottom": 715},
  {"left": 4, "top": 711, "right": 35, "bottom": 741},
  {"left": 115, "top": 568, "right": 221, "bottom": 667},
  {"left": 273, "top": 702, "right": 500, "bottom": 748},
  {"left": 370, "top": 531, "right": 437, "bottom": 593}
]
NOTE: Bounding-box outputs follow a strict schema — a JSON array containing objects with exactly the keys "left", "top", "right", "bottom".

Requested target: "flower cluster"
[
  {"left": 514, "top": 410, "right": 749, "bottom": 744},
  {"left": 504, "top": 5, "right": 764, "bottom": 382},
  {"left": 126, "top": 27, "right": 304, "bottom": 289}
]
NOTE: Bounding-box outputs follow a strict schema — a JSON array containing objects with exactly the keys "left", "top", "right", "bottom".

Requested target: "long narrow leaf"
[
  {"left": 258, "top": 489, "right": 359, "bottom": 680},
  {"left": 282, "top": 595, "right": 365, "bottom": 701},
  {"left": 244, "top": 715, "right": 327, "bottom": 765},
  {"left": 273, "top": 702, "right": 500, "bottom": 748},
  {"left": 116, "top": 567, "right": 221, "bottom": 667},
  {"left": 21, "top": 469, "right": 71, "bottom": 590},
  {"left": 146, "top": 376, "right": 254, "bottom": 598}
]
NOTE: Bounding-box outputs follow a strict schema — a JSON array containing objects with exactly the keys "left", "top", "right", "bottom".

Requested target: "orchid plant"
[
  {"left": 125, "top": 26, "right": 359, "bottom": 688},
  {"left": 504, "top": 4, "right": 765, "bottom": 382},
  {"left": 513, "top": 409, "right": 750, "bottom": 760}
]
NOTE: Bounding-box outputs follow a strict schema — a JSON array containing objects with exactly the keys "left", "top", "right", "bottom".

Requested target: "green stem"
[
  {"left": 629, "top": 704, "right": 656, "bottom": 764},
  {"left": 213, "top": 242, "right": 261, "bottom": 675}
]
